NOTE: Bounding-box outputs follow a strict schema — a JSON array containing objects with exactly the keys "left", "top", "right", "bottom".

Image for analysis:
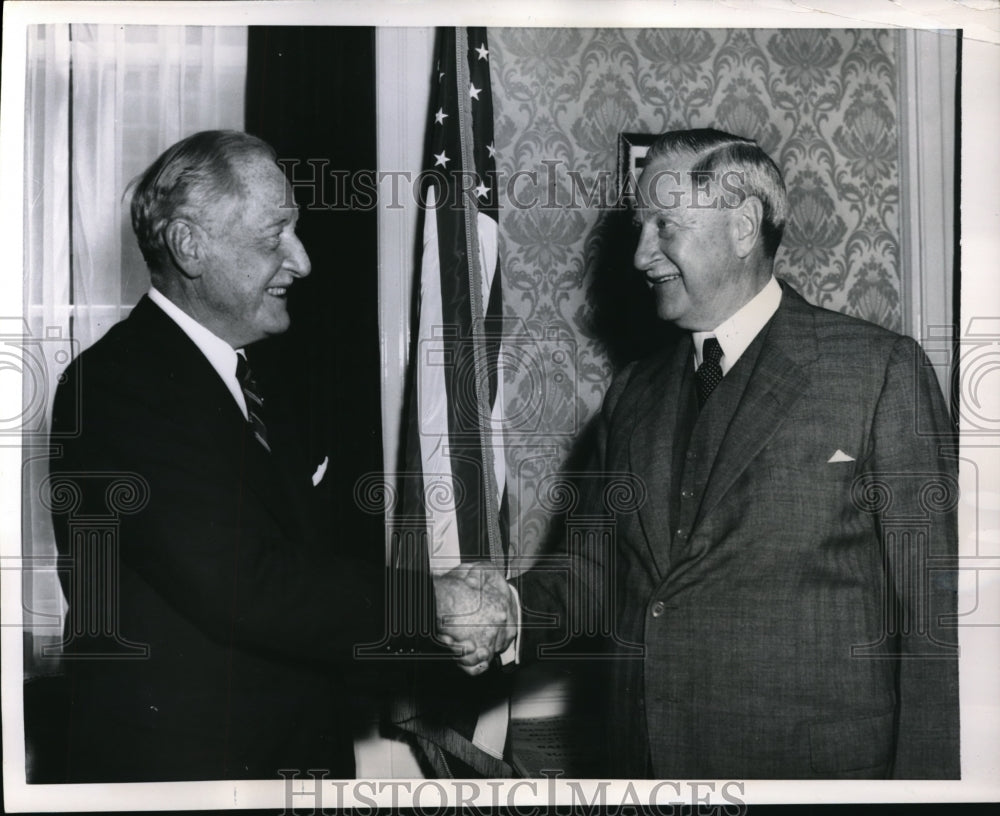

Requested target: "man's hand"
[{"left": 434, "top": 562, "right": 516, "bottom": 676}]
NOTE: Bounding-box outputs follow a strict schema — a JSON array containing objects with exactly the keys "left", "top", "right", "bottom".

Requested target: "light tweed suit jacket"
[{"left": 520, "top": 283, "right": 959, "bottom": 779}]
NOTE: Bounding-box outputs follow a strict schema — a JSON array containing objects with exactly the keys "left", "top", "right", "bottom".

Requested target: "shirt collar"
[
  {"left": 692, "top": 275, "right": 782, "bottom": 375},
  {"left": 147, "top": 287, "right": 248, "bottom": 418}
]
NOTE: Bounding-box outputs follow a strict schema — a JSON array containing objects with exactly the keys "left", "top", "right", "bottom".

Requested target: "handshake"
[{"left": 434, "top": 563, "right": 518, "bottom": 676}]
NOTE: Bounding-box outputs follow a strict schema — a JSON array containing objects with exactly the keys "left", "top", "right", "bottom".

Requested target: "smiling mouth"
[
  {"left": 265, "top": 286, "right": 289, "bottom": 298},
  {"left": 647, "top": 274, "right": 680, "bottom": 285}
]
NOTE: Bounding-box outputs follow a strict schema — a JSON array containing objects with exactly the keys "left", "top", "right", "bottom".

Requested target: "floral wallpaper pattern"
[{"left": 487, "top": 29, "right": 902, "bottom": 560}]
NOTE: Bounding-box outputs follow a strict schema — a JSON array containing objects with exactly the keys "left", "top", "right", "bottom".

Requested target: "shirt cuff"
[{"left": 499, "top": 582, "right": 521, "bottom": 666}]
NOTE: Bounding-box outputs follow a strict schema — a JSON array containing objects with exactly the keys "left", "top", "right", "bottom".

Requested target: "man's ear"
[
  {"left": 163, "top": 219, "right": 204, "bottom": 279},
  {"left": 732, "top": 195, "right": 764, "bottom": 259}
]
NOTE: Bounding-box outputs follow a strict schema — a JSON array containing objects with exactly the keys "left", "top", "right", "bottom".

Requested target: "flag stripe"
[
  {"left": 417, "top": 185, "right": 462, "bottom": 569},
  {"left": 449, "top": 28, "right": 492, "bottom": 564},
  {"left": 453, "top": 26, "right": 504, "bottom": 567}
]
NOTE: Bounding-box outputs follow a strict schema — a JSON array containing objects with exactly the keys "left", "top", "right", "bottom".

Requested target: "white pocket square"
[
  {"left": 827, "top": 449, "right": 855, "bottom": 463},
  {"left": 311, "top": 456, "right": 329, "bottom": 486}
]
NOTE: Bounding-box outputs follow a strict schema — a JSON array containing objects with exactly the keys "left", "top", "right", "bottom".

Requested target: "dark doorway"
[{"left": 246, "top": 27, "right": 384, "bottom": 563}]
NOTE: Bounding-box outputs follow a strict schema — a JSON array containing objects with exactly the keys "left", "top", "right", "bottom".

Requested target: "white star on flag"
[
  {"left": 486, "top": 143, "right": 496, "bottom": 159},
  {"left": 474, "top": 181, "right": 491, "bottom": 199},
  {"left": 434, "top": 108, "right": 448, "bottom": 125},
  {"left": 475, "top": 44, "right": 489, "bottom": 60},
  {"left": 433, "top": 150, "right": 450, "bottom": 168},
  {"left": 469, "top": 83, "right": 481, "bottom": 101}
]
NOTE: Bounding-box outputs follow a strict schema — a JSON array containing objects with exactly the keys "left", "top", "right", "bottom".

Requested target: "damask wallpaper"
[{"left": 487, "top": 28, "right": 903, "bottom": 560}]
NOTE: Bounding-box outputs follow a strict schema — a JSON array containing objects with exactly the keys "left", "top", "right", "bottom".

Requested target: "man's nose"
[
  {"left": 285, "top": 234, "right": 311, "bottom": 278},
  {"left": 633, "top": 223, "right": 659, "bottom": 271}
]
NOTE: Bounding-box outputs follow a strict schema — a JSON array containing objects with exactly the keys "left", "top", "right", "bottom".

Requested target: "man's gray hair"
[
  {"left": 127, "top": 130, "right": 276, "bottom": 274},
  {"left": 646, "top": 128, "right": 787, "bottom": 259}
]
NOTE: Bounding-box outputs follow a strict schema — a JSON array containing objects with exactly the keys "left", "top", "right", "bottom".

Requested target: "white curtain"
[{"left": 22, "top": 24, "right": 248, "bottom": 665}]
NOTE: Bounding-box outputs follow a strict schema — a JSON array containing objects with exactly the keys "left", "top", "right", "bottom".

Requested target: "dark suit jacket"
[
  {"left": 48, "top": 296, "right": 426, "bottom": 781},
  {"left": 520, "top": 284, "right": 959, "bottom": 779}
]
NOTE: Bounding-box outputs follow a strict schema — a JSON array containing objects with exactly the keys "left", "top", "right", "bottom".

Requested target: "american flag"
[{"left": 390, "top": 27, "right": 512, "bottom": 778}]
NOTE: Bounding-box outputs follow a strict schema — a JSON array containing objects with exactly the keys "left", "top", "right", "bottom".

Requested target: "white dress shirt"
[
  {"left": 692, "top": 275, "right": 783, "bottom": 374},
  {"left": 147, "top": 287, "right": 249, "bottom": 419}
]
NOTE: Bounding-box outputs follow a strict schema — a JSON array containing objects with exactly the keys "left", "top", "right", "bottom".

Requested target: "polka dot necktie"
[
  {"left": 695, "top": 336, "right": 724, "bottom": 408},
  {"left": 236, "top": 353, "right": 271, "bottom": 453}
]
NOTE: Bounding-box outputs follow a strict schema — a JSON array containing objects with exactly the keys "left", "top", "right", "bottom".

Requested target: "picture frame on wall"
[{"left": 617, "top": 131, "right": 654, "bottom": 205}]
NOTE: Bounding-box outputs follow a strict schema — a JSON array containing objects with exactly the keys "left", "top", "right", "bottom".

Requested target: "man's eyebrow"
[
  {"left": 266, "top": 209, "right": 298, "bottom": 228},
  {"left": 642, "top": 208, "right": 677, "bottom": 223}
]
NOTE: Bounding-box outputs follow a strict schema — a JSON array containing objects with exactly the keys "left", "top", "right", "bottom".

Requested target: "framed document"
[{"left": 617, "top": 132, "right": 654, "bottom": 205}]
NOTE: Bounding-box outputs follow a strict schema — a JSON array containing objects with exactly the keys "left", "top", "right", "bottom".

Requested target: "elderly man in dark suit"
[
  {"left": 47, "top": 130, "right": 501, "bottom": 782},
  {"left": 461, "top": 128, "right": 960, "bottom": 779}
]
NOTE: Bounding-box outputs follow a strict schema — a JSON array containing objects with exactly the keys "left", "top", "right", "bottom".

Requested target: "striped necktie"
[
  {"left": 695, "top": 336, "right": 724, "bottom": 408},
  {"left": 236, "top": 353, "right": 271, "bottom": 452}
]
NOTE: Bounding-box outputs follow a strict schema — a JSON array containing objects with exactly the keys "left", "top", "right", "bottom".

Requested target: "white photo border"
[{"left": 2, "top": 0, "right": 998, "bottom": 811}]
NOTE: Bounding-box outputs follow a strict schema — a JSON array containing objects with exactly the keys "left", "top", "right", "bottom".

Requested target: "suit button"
[
  {"left": 675, "top": 528, "right": 684, "bottom": 538},
  {"left": 680, "top": 489, "right": 693, "bottom": 499},
  {"left": 651, "top": 601, "right": 666, "bottom": 618}
]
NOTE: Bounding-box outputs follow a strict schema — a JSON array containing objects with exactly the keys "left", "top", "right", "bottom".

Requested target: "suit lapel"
[
  {"left": 227, "top": 373, "right": 315, "bottom": 545},
  {"left": 671, "top": 335, "right": 763, "bottom": 549},
  {"left": 691, "top": 285, "right": 819, "bottom": 532},
  {"left": 629, "top": 335, "right": 692, "bottom": 578},
  {"left": 133, "top": 297, "right": 310, "bottom": 544}
]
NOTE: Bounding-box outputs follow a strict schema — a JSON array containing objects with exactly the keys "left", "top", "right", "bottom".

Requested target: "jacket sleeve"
[
  {"left": 515, "top": 360, "right": 641, "bottom": 661},
  {"left": 862, "top": 336, "right": 960, "bottom": 778}
]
